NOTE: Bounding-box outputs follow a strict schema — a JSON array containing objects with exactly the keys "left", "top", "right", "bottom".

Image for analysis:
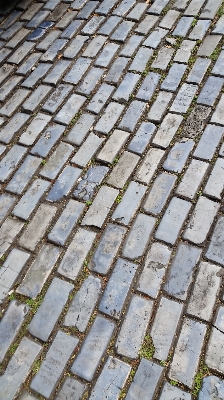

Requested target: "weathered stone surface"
[
  {"left": 212, "top": 50, "right": 224, "bottom": 76},
  {"left": 82, "top": 35, "right": 106, "bottom": 58},
  {"left": 42, "top": 84, "right": 72, "bottom": 114},
  {"left": 182, "top": 105, "right": 211, "bottom": 139},
  {"left": 174, "top": 40, "right": 196, "bottom": 63},
  {"left": 64, "top": 57, "right": 91, "bottom": 85},
  {"left": 136, "top": 72, "right": 160, "bottom": 101},
  {"left": 40, "top": 142, "right": 74, "bottom": 180},
  {"left": 31, "top": 124, "right": 65, "bottom": 157},
  {"left": 197, "top": 35, "right": 222, "bottom": 57},
  {"left": 107, "top": 151, "right": 140, "bottom": 189},
  {"left": 135, "top": 148, "right": 165, "bottom": 184},
  {"left": 206, "top": 217, "right": 224, "bottom": 265},
  {"left": 95, "top": 102, "right": 124, "bottom": 134},
  {"left": 176, "top": 159, "right": 209, "bottom": 199},
  {"left": 0, "top": 219, "right": 24, "bottom": 257},
  {"left": 160, "top": 383, "right": 192, "bottom": 400},
  {"left": 161, "top": 63, "right": 187, "bottom": 92},
  {"left": 0, "top": 145, "right": 27, "bottom": 182},
  {"left": 198, "top": 376, "right": 224, "bottom": 400},
  {"left": 86, "top": 84, "right": 114, "bottom": 114},
  {"left": 66, "top": 113, "right": 95, "bottom": 145},
  {"left": 105, "top": 56, "right": 129, "bottom": 83},
  {"left": 128, "top": 122, "right": 156, "bottom": 154},
  {"left": 19, "top": 113, "right": 51, "bottom": 146},
  {"left": 74, "top": 165, "right": 108, "bottom": 201},
  {"left": 0, "top": 113, "right": 30, "bottom": 144},
  {"left": 47, "top": 166, "right": 81, "bottom": 202},
  {"left": 6, "top": 155, "right": 41, "bottom": 195},
  {"left": 197, "top": 76, "right": 224, "bottom": 106},
  {"left": 144, "top": 27, "right": 168, "bottom": 48},
  {"left": 54, "top": 93, "right": 86, "bottom": 125},
  {"left": 113, "top": 73, "right": 140, "bottom": 103},
  {"left": 152, "top": 113, "right": 183, "bottom": 148},
  {"left": 56, "top": 378, "right": 86, "bottom": 400},
  {"left": 170, "top": 83, "right": 198, "bottom": 113},
  {"left": 119, "top": 101, "right": 146, "bottom": 132},
  {"left": 95, "top": 42, "right": 119, "bottom": 67},
  {"left": 163, "top": 139, "right": 194, "bottom": 173},
  {"left": 135, "top": 14, "right": 158, "bottom": 34},
  {"left": 204, "top": 158, "right": 224, "bottom": 200},
  {"left": 148, "top": 91, "right": 173, "bottom": 122},
  {"left": 97, "top": 130, "right": 129, "bottom": 163},
  {"left": 0, "top": 194, "right": 16, "bottom": 223},
  {"left": 144, "top": 173, "right": 176, "bottom": 215},
  {"left": 194, "top": 124, "right": 224, "bottom": 160},
  {"left": 206, "top": 306, "right": 224, "bottom": 374},
  {"left": 211, "top": 94, "right": 224, "bottom": 125},
  {"left": 187, "top": 57, "right": 211, "bottom": 84},
  {"left": 151, "top": 47, "right": 174, "bottom": 70}
]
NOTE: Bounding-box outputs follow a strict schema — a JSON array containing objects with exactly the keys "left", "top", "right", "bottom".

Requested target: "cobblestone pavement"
[{"left": 1, "top": 0, "right": 224, "bottom": 399}]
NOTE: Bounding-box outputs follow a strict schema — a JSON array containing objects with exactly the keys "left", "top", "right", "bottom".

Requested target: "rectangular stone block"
[
  {"left": 160, "top": 9, "right": 180, "bottom": 28},
  {"left": 136, "top": 72, "right": 160, "bottom": 101},
  {"left": 22, "top": 84, "right": 52, "bottom": 113},
  {"left": 73, "top": 165, "right": 108, "bottom": 201},
  {"left": 204, "top": 158, "right": 224, "bottom": 200},
  {"left": 42, "top": 84, "right": 73, "bottom": 114},
  {"left": 152, "top": 113, "right": 183, "bottom": 148},
  {"left": 113, "top": 0, "right": 136, "bottom": 16},
  {"left": 22, "top": 63, "right": 52, "bottom": 88},
  {"left": 206, "top": 306, "right": 224, "bottom": 374},
  {"left": 119, "top": 34, "right": 143, "bottom": 57},
  {"left": 19, "top": 113, "right": 51, "bottom": 146},
  {"left": 189, "top": 19, "right": 211, "bottom": 40},
  {"left": 135, "top": 148, "right": 165, "bottom": 184},
  {"left": 0, "top": 194, "right": 16, "bottom": 223},
  {"left": 97, "top": 130, "right": 129, "bottom": 163},
  {"left": 200, "top": 0, "right": 222, "bottom": 19},
  {"left": 0, "top": 145, "right": 27, "bottom": 182},
  {"left": 0, "top": 75, "right": 22, "bottom": 102},
  {"left": 56, "top": 377, "right": 86, "bottom": 400},
  {"left": 135, "top": 14, "right": 158, "bottom": 35},
  {"left": 197, "top": 35, "right": 222, "bottom": 57},
  {"left": 187, "top": 57, "right": 211, "bottom": 84},
  {"left": 143, "top": 27, "right": 168, "bottom": 48},
  {"left": 128, "top": 122, "right": 156, "bottom": 154},
  {"left": 113, "top": 73, "right": 140, "bottom": 103},
  {"left": 0, "top": 219, "right": 24, "bottom": 257},
  {"left": 40, "top": 142, "right": 74, "bottom": 180},
  {"left": 194, "top": 124, "right": 224, "bottom": 160},
  {"left": 119, "top": 100, "right": 146, "bottom": 132},
  {"left": 36, "top": 31, "right": 60, "bottom": 51},
  {"left": 86, "top": 83, "right": 114, "bottom": 114},
  {"left": 105, "top": 57, "right": 129, "bottom": 83},
  {"left": 76, "top": 1, "right": 99, "bottom": 19},
  {"left": 7, "top": 41, "right": 34, "bottom": 64},
  {"left": 77, "top": 67, "right": 104, "bottom": 95},
  {"left": 129, "top": 47, "right": 153, "bottom": 72},
  {"left": 163, "top": 139, "right": 194, "bottom": 173},
  {"left": 213, "top": 15, "right": 224, "bottom": 34},
  {"left": 197, "top": 76, "right": 223, "bottom": 106},
  {"left": 56, "top": 10, "right": 78, "bottom": 29},
  {"left": 170, "top": 83, "right": 198, "bottom": 113},
  {"left": 111, "top": 20, "right": 134, "bottom": 42},
  {"left": 95, "top": 102, "right": 125, "bottom": 134},
  {"left": 174, "top": 40, "right": 196, "bottom": 63},
  {"left": 96, "top": 0, "right": 119, "bottom": 15},
  {"left": 63, "top": 35, "right": 88, "bottom": 59},
  {"left": 148, "top": 91, "right": 173, "bottom": 122},
  {"left": 31, "top": 123, "right": 65, "bottom": 157},
  {"left": 47, "top": 166, "right": 81, "bottom": 202},
  {"left": 176, "top": 159, "right": 209, "bottom": 199},
  {"left": 161, "top": 63, "right": 187, "bottom": 92},
  {"left": 71, "top": 133, "right": 104, "bottom": 167},
  {"left": 144, "top": 173, "right": 176, "bottom": 215},
  {"left": 41, "top": 38, "right": 68, "bottom": 62},
  {"left": 82, "top": 35, "right": 107, "bottom": 58},
  {"left": 173, "top": 16, "right": 194, "bottom": 36},
  {"left": 54, "top": 93, "right": 86, "bottom": 125},
  {"left": 211, "top": 94, "right": 224, "bottom": 125},
  {"left": 127, "top": 2, "right": 148, "bottom": 20},
  {"left": 95, "top": 42, "right": 119, "bottom": 67},
  {"left": 66, "top": 113, "right": 95, "bottom": 145},
  {"left": 151, "top": 47, "right": 174, "bottom": 70},
  {"left": 82, "top": 15, "right": 105, "bottom": 35},
  {"left": 0, "top": 88, "right": 30, "bottom": 117},
  {"left": 99, "top": 15, "right": 121, "bottom": 35},
  {"left": 107, "top": 151, "right": 140, "bottom": 188},
  {"left": 212, "top": 50, "right": 224, "bottom": 76},
  {"left": 206, "top": 217, "right": 224, "bottom": 265}
]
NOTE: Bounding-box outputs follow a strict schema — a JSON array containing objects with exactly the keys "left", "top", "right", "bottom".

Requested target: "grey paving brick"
[
  {"left": 144, "top": 27, "right": 168, "bottom": 48},
  {"left": 127, "top": 362, "right": 163, "bottom": 400},
  {"left": 29, "top": 277, "right": 73, "bottom": 341},
  {"left": 184, "top": 0, "right": 205, "bottom": 15},
  {"left": 0, "top": 88, "right": 30, "bottom": 117},
  {"left": 64, "top": 57, "right": 91, "bottom": 85},
  {"left": 55, "top": 10, "right": 78, "bottom": 29},
  {"left": 0, "top": 194, "right": 16, "bottom": 223},
  {"left": 83, "top": 35, "right": 107, "bottom": 58},
  {"left": 197, "top": 76, "right": 223, "bottom": 106},
  {"left": 197, "top": 35, "right": 222, "bottom": 57},
  {"left": 41, "top": 38, "right": 68, "bottom": 62},
  {"left": 126, "top": 2, "right": 148, "bottom": 20},
  {"left": 189, "top": 19, "right": 211, "bottom": 40},
  {"left": 128, "top": 122, "right": 156, "bottom": 154},
  {"left": 77, "top": 67, "right": 104, "bottom": 95},
  {"left": 0, "top": 10, "right": 21, "bottom": 28},
  {"left": 71, "top": 133, "right": 104, "bottom": 167},
  {"left": 152, "top": 113, "right": 183, "bottom": 148},
  {"left": 64, "top": 275, "right": 101, "bottom": 332},
  {"left": 187, "top": 261, "right": 221, "bottom": 321},
  {"left": 144, "top": 173, "right": 176, "bottom": 215},
  {"left": 206, "top": 306, "right": 224, "bottom": 374},
  {"left": 95, "top": 43, "right": 119, "bottom": 68},
  {"left": 63, "top": 35, "right": 88, "bottom": 59},
  {"left": 206, "top": 217, "right": 224, "bottom": 265},
  {"left": 19, "top": 113, "right": 50, "bottom": 146},
  {"left": 135, "top": 147, "right": 165, "bottom": 184},
  {"left": 113, "top": 0, "right": 136, "bottom": 16},
  {"left": 183, "top": 197, "right": 219, "bottom": 245},
  {"left": 89, "top": 223, "right": 126, "bottom": 274},
  {"left": 112, "top": 181, "right": 146, "bottom": 225},
  {"left": 95, "top": 102, "right": 124, "bottom": 134},
  {"left": 31, "top": 123, "right": 64, "bottom": 157},
  {"left": 1, "top": 21, "right": 24, "bottom": 41},
  {"left": 152, "top": 47, "right": 174, "bottom": 70},
  {"left": 0, "top": 48, "right": 11, "bottom": 63},
  {"left": 113, "top": 73, "right": 139, "bottom": 103},
  {"left": 116, "top": 295, "right": 153, "bottom": 359},
  {"left": 148, "top": 91, "right": 173, "bottom": 122},
  {"left": 73, "top": 165, "right": 108, "bottom": 201},
  {"left": 122, "top": 213, "right": 156, "bottom": 259},
  {"left": 36, "top": 30, "right": 60, "bottom": 51},
  {"left": 187, "top": 57, "right": 211, "bottom": 85},
  {"left": 6, "top": 155, "right": 41, "bottom": 195},
  {"left": 204, "top": 158, "right": 224, "bottom": 200},
  {"left": 22, "top": 63, "right": 52, "bottom": 88},
  {"left": 174, "top": 0, "right": 189, "bottom": 9},
  {"left": 136, "top": 72, "right": 160, "bottom": 101},
  {"left": 56, "top": 378, "right": 86, "bottom": 400},
  {"left": 58, "top": 228, "right": 96, "bottom": 280},
  {"left": 0, "top": 64, "right": 14, "bottom": 85},
  {"left": 161, "top": 63, "right": 187, "bottom": 92},
  {"left": 213, "top": 15, "right": 224, "bottom": 34},
  {"left": 42, "top": 84, "right": 72, "bottom": 114},
  {"left": 13, "top": 179, "right": 50, "bottom": 220},
  {"left": 44, "top": 0, "right": 61, "bottom": 10},
  {"left": 76, "top": 1, "right": 99, "bottom": 19},
  {"left": 19, "top": 391, "right": 38, "bottom": 400},
  {"left": 163, "top": 139, "right": 194, "bottom": 173},
  {"left": 174, "top": 40, "right": 196, "bottom": 63},
  {"left": 111, "top": 20, "right": 135, "bottom": 42},
  {"left": 105, "top": 56, "right": 130, "bottom": 83},
  {"left": 194, "top": 124, "right": 224, "bottom": 160},
  {"left": 26, "top": 10, "right": 50, "bottom": 28},
  {"left": 99, "top": 15, "right": 122, "bottom": 35},
  {"left": 0, "top": 300, "right": 29, "bottom": 363},
  {"left": 96, "top": 0, "right": 119, "bottom": 15},
  {"left": 176, "top": 159, "right": 209, "bottom": 199},
  {"left": 137, "top": 242, "right": 171, "bottom": 298},
  {"left": 60, "top": 19, "right": 83, "bottom": 40},
  {"left": 86, "top": 83, "right": 114, "bottom": 114},
  {"left": 129, "top": 47, "right": 153, "bottom": 73},
  {"left": 21, "top": 3, "right": 43, "bottom": 20},
  {"left": 212, "top": 50, "right": 224, "bottom": 76},
  {"left": 173, "top": 16, "right": 194, "bottom": 36},
  {"left": 71, "top": 315, "right": 114, "bottom": 381},
  {"left": 155, "top": 197, "right": 191, "bottom": 245},
  {"left": 54, "top": 93, "right": 86, "bottom": 125},
  {"left": 81, "top": 186, "right": 118, "bottom": 228},
  {"left": 48, "top": 2, "right": 68, "bottom": 21},
  {"left": 0, "top": 337, "right": 41, "bottom": 400},
  {"left": 22, "top": 85, "right": 52, "bottom": 113},
  {"left": 164, "top": 243, "right": 202, "bottom": 300},
  {"left": 159, "top": 9, "right": 180, "bottom": 29},
  {"left": 71, "top": 0, "right": 88, "bottom": 10},
  {"left": 17, "top": 52, "right": 41, "bottom": 75},
  {"left": 119, "top": 34, "right": 143, "bottom": 57},
  {"left": 7, "top": 41, "right": 34, "bottom": 64},
  {"left": 99, "top": 258, "right": 138, "bottom": 319},
  {"left": 169, "top": 318, "right": 207, "bottom": 388},
  {"left": 119, "top": 100, "right": 146, "bottom": 132},
  {"left": 31, "top": 331, "right": 78, "bottom": 398},
  {"left": 19, "top": 204, "right": 56, "bottom": 251},
  {"left": 200, "top": 0, "right": 222, "bottom": 19},
  {"left": 135, "top": 14, "right": 159, "bottom": 35},
  {"left": 40, "top": 142, "right": 73, "bottom": 180},
  {"left": 48, "top": 199, "right": 84, "bottom": 245},
  {"left": 0, "top": 75, "right": 22, "bottom": 102},
  {"left": 160, "top": 382, "right": 192, "bottom": 400},
  {"left": 0, "top": 145, "right": 27, "bottom": 182},
  {"left": 148, "top": 0, "right": 169, "bottom": 14},
  {"left": 211, "top": 94, "right": 224, "bottom": 125},
  {"left": 170, "top": 83, "right": 198, "bottom": 114},
  {"left": 47, "top": 166, "right": 81, "bottom": 202},
  {"left": 108, "top": 151, "right": 140, "bottom": 188},
  {"left": 98, "top": 130, "right": 129, "bottom": 164},
  {"left": 198, "top": 376, "right": 224, "bottom": 400},
  {"left": 43, "top": 60, "right": 71, "bottom": 85},
  {"left": 82, "top": 15, "right": 105, "bottom": 35}
]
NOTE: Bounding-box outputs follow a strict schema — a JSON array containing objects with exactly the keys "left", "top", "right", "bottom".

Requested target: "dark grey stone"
[
  {"left": 199, "top": 376, "right": 224, "bottom": 400},
  {"left": 136, "top": 72, "right": 160, "bottom": 101},
  {"left": 31, "top": 124, "right": 65, "bottom": 157},
  {"left": 111, "top": 20, "right": 134, "bottom": 42},
  {"left": 86, "top": 83, "right": 114, "bottom": 114},
  {"left": 113, "top": 73, "right": 140, "bottom": 102},
  {"left": 41, "top": 39, "right": 68, "bottom": 62},
  {"left": 63, "top": 35, "right": 88, "bottom": 59},
  {"left": 126, "top": 357, "right": 163, "bottom": 395},
  {"left": 105, "top": 56, "right": 130, "bottom": 83},
  {"left": 0, "top": 219, "right": 24, "bottom": 258},
  {"left": 119, "top": 34, "right": 143, "bottom": 56},
  {"left": 143, "top": 27, "right": 168, "bottom": 48},
  {"left": 163, "top": 139, "right": 194, "bottom": 173},
  {"left": 128, "top": 122, "right": 156, "bottom": 154},
  {"left": 0, "top": 48, "right": 11, "bottom": 64},
  {"left": 6, "top": 155, "right": 41, "bottom": 195},
  {"left": 144, "top": 173, "right": 176, "bottom": 215},
  {"left": 47, "top": 166, "right": 81, "bottom": 202},
  {"left": 60, "top": 19, "right": 83, "bottom": 40},
  {"left": 95, "top": 102, "right": 124, "bottom": 134},
  {"left": 173, "top": 16, "right": 194, "bottom": 36},
  {"left": 56, "top": 378, "right": 86, "bottom": 400},
  {"left": 197, "top": 76, "right": 224, "bottom": 106},
  {"left": 48, "top": 2, "right": 68, "bottom": 21},
  {"left": 22, "top": 63, "right": 52, "bottom": 88},
  {"left": 161, "top": 63, "right": 187, "bottom": 92},
  {"left": 119, "top": 100, "right": 146, "bottom": 132},
  {"left": 43, "top": 60, "right": 71, "bottom": 85},
  {"left": 71, "top": 0, "right": 88, "bottom": 10},
  {"left": 74, "top": 165, "right": 108, "bottom": 201},
  {"left": 181, "top": 105, "right": 211, "bottom": 139},
  {"left": 0, "top": 89, "right": 30, "bottom": 117},
  {"left": 64, "top": 57, "right": 91, "bottom": 84},
  {"left": 0, "top": 145, "right": 27, "bottom": 182},
  {"left": 54, "top": 93, "right": 86, "bottom": 125},
  {"left": 77, "top": 67, "right": 104, "bottom": 95},
  {"left": 6, "top": 27, "right": 30, "bottom": 48},
  {"left": 42, "top": 84, "right": 72, "bottom": 114},
  {"left": 40, "top": 142, "right": 74, "bottom": 180},
  {"left": 95, "top": 43, "right": 119, "bottom": 67},
  {"left": 129, "top": 47, "right": 153, "bottom": 72},
  {"left": 194, "top": 124, "right": 224, "bottom": 161},
  {"left": 22, "top": 85, "right": 52, "bottom": 113}
]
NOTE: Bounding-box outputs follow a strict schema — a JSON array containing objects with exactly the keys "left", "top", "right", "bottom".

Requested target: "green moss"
[{"left": 138, "top": 334, "right": 155, "bottom": 360}]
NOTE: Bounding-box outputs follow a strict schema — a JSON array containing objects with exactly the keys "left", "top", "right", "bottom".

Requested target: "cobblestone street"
[{"left": 0, "top": 0, "right": 224, "bottom": 398}]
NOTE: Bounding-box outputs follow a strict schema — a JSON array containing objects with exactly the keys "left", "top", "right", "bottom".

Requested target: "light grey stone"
[
  {"left": 194, "top": 124, "right": 224, "bottom": 160},
  {"left": 19, "top": 113, "right": 51, "bottom": 146},
  {"left": 6, "top": 155, "right": 42, "bottom": 195},
  {"left": 97, "top": 130, "right": 129, "bottom": 163},
  {"left": 144, "top": 173, "right": 176, "bottom": 214},
  {"left": 197, "top": 35, "right": 222, "bottom": 57},
  {"left": 206, "top": 306, "right": 224, "bottom": 374},
  {"left": 187, "top": 57, "right": 211, "bottom": 84},
  {"left": 56, "top": 378, "right": 86, "bottom": 400},
  {"left": 176, "top": 159, "right": 209, "bottom": 199},
  {"left": 206, "top": 217, "right": 224, "bottom": 265},
  {"left": 95, "top": 102, "right": 125, "bottom": 134},
  {"left": 107, "top": 151, "right": 140, "bottom": 189},
  {"left": 163, "top": 139, "right": 194, "bottom": 173},
  {"left": 159, "top": 9, "right": 180, "bottom": 28},
  {"left": 148, "top": 91, "right": 173, "bottom": 122},
  {"left": 40, "top": 142, "right": 74, "bottom": 180},
  {"left": 204, "top": 158, "right": 224, "bottom": 199},
  {"left": 152, "top": 113, "right": 183, "bottom": 148},
  {"left": 0, "top": 219, "right": 24, "bottom": 257},
  {"left": 170, "top": 83, "right": 198, "bottom": 113},
  {"left": 211, "top": 94, "right": 224, "bottom": 125},
  {"left": 54, "top": 93, "right": 86, "bottom": 125},
  {"left": 160, "top": 382, "right": 192, "bottom": 400},
  {"left": 174, "top": 40, "right": 196, "bottom": 63},
  {"left": 135, "top": 148, "right": 165, "bottom": 184},
  {"left": 198, "top": 376, "right": 224, "bottom": 400},
  {"left": 66, "top": 113, "right": 95, "bottom": 146},
  {"left": 71, "top": 133, "right": 104, "bottom": 167}
]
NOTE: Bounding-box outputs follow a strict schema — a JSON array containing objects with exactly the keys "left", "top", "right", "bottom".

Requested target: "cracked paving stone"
[
  {"left": 206, "top": 306, "right": 224, "bottom": 374},
  {"left": 56, "top": 378, "right": 86, "bottom": 400},
  {"left": 0, "top": 218, "right": 24, "bottom": 257},
  {"left": 163, "top": 138, "right": 194, "bottom": 173},
  {"left": 198, "top": 376, "right": 224, "bottom": 400},
  {"left": 66, "top": 113, "right": 95, "bottom": 146},
  {"left": 143, "top": 173, "right": 177, "bottom": 215},
  {"left": 74, "top": 165, "right": 108, "bottom": 201}
]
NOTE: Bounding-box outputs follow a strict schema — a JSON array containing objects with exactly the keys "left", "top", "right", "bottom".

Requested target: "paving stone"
[
  {"left": 173, "top": 16, "right": 194, "bottom": 36},
  {"left": 164, "top": 242, "right": 202, "bottom": 300},
  {"left": 170, "top": 83, "right": 198, "bottom": 114},
  {"left": 126, "top": 363, "right": 164, "bottom": 400},
  {"left": 135, "top": 147, "right": 165, "bottom": 184},
  {"left": 108, "top": 151, "right": 140, "bottom": 188},
  {"left": 194, "top": 124, "right": 224, "bottom": 160},
  {"left": 0, "top": 193, "right": 16, "bottom": 223},
  {"left": 21, "top": 3, "right": 43, "bottom": 20},
  {"left": 161, "top": 63, "right": 187, "bottom": 92},
  {"left": 111, "top": 20, "right": 135, "bottom": 42},
  {"left": 126, "top": 2, "right": 148, "bottom": 20},
  {"left": 213, "top": 15, "right": 224, "bottom": 34},
  {"left": 206, "top": 217, "right": 224, "bottom": 265},
  {"left": 212, "top": 50, "right": 224, "bottom": 77},
  {"left": 83, "top": 35, "right": 107, "bottom": 58},
  {"left": 112, "top": 0, "right": 136, "bottom": 16},
  {"left": 97, "top": 130, "right": 129, "bottom": 164},
  {"left": 42, "top": 84, "right": 72, "bottom": 114},
  {"left": 122, "top": 213, "right": 156, "bottom": 259},
  {"left": 29, "top": 277, "right": 73, "bottom": 341},
  {"left": 71, "top": 0, "right": 88, "bottom": 10},
  {"left": 22, "top": 84, "right": 52, "bottom": 113},
  {"left": 112, "top": 181, "right": 146, "bottom": 225},
  {"left": 0, "top": 64, "right": 14, "bottom": 85},
  {"left": 137, "top": 242, "right": 171, "bottom": 298},
  {"left": 19, "top": 391, "right": 38, "bottom": 400},
  {"left": 187, "top": 261, "right": 221, "bottom": 321},
  {"left": 0, "top": 145, "right": 27, "bottom": 182},
  {"left": 95, "top": 102, "right": 124, "bottom": 134},
  {"left": 200, "top": 0, "right": 222, "bottom": 19},
  {"left": 19, "top": 204, "right": 56, "bottom": 251},
  {"left": 26, "top": 27, "right": 46, "bottom": 41},
  {"left": 82, "top": 15, "right": 105, "bottom": 35},
  {"left": 163, "top": 139, "right": 194, "bottom": 173},
  {"left": 43, "top": 59, "right": 71, "bottom": 85},
  {"left": 0, "top": 218, "right": 24, "bottom": 257},
  {"left": 0, "top": 75, "right": 22, "bottom": 102},
  {"left": 176, "top": 159, "right": 209, "bottom": 199},
  {"left": 105, "top": 56, "right": 130, "bottom": 83},
  {"left": 169, "top": 318, "right": 207, "bottom": 388},
  {"left": 148, "top": 91, "right": 173, "bottom": 122},
  {"left": 77, "top": 67, "right": 104, "bottom": 95},
  {"left": 174, "top": 40, "right": 196, "bottom": 63},
  {"left": 188, "top": 58, "right": 211, "bottom": 86},
  {"left": 119, "top": 100, "right": 146, "bottom": 132},
  {"left": 89, "top": 223, "right": 126, "bottom": 274},
  {"left": 143, "top": 27, "right": 168, "bottom": 48},
  {"left": 183, "top": 197, "right": 219, "bottom": 245},
  {"left": 155, "top": 197, "right": 191, "bottom": 245},
  {"left": 31, "top": 331, "right": 78, "bottom": 398},
  {"left": 0, "top": 88, "right": 30, "bottom": 117},
  {"left": 128, "top": 122, "right": 156, "bottom": 154},
  {"left": 47, "top": 166, "right": 81, "bottom": 202},
  {"left": 58, "top": 228, "right": 96, "bottom": 280},
  {"left": 148, "top": 0, "right": 169, "bottom": 14},
  {"left": 86, "top": 83, "right": 114, "bottom": 114},
  {"left": 99, "top": 258, "right": 138, "bottom": 319},
  {"left": 0, "top": 300, "right": 29, "bottom": 363},
  {"left": 174, "top": 0, "right": 189, "bottom": 9},
  {"left": 48, "top": 3, "right": 68, "bottom": 21},
  {"left": 96, "top": 0, "right": 119, "bottom": 15},
  {"left": 197, "top": 76, "right": 223, "bottom": 106},
  {"left": 40, "top": 142, "right": 73, "bottom": 180},
  {"left": 116, "top": 295, "right": 153, "bottom": 359},
  {"left": 13, "top": 179, "right": 50, "bottom": 220},
  {"left": 54, "top": 93, "right": 86, "bottom": 125},
  {"left": 0, "top": 10, "right": 21, "bottom": 28},
  {"left": 71, "top": 133, "right": 104, "bottom": 167},
  {"left": 64, "top": 57, "right": 91, "bottom": 84},
  {"left": 159, "top": 9, "right": 180, "bottom": 28},
  {"left": 56, "top": 377, "right": 86, "bottom": 400},
  {"left": 144, "top": 173, "right": 176, "bottom": 215},
  {"left": 119, "top": 34, "right": 143, "bottom": 57},
  {"left": 135, "top": 14, "right": 159, "bottom": 35},
  {"left": 206, "top": 307, "right": 224, "bottom": 373},
  {"left": 22, "top": 63, "right": 52, "bottom": 88},
  {"left": 71, "top": 316, "right": 115, "bottom": 381},
  {"left": 74, "top": 165, "right": 108, "bottom": 201},
  {"left": 151, "top": 47, "right": 174, "bottom": 70},
  {"left": 60, "top": 19, "right": 83, "bottom": 40},
  {"left": 0, "top": 48, "right": 11, "bottom": 64},
  {"left": 31, "top": 123, "right": 65, "bottom": 157},
  {"left": 198, "top": 376, "right": 224, "bottom": 400},
  {"left": 98, "top": 15, "right": 122, "bottom": 35},
  {"left": 152, "top": 113, "right": 183, "bottom": 148},
  {"left": 7, "top": 41, "right": 34, "bottom": 64},
  {"left": 204, "top": 158, "right": 224, "bottom": 200},
  {"left": 55, "top": 10, "right": 78, "bottom": 29},
  {"left": 129, "top": 47, "right": 153, "bottom": 72},
  {"left": 44, "top": 0, "right": 61, "bottom": 10},
  {"left": 0, "top": 337, "right": 41, "bottom": 400},
  {"left": 36, "top": 30, "right": 60, "bottom": 51},
  {"left": 1, "top": 21, "right": 24, "bottom": 41},
  {"left": 160, "top": 382, "right": 192, "bottom": 400},
  {"left": 6, "top": 155, "right": 42, "bottom": 195},
  {"left": 76, "top": 1, "right": 99, "bottom": 19},
  {"left": 63, "top": 35, "right": 88, "bottom": 59},
  {"left": 184, "top": 0, "right": 205, "bottom": 15},
  {"left": 81, "top": 186, "right": 118, "bottom": 228},
  {"left": 17, "top": 52, "right": 41, "bottom": 75},
  {"left": 197, "top": 35, "right": 222, "bottom": 56},
  {"left": 64, "top": 275, "right": 101, "bottom": 332},
  {"left": 136, "top": 72, "right": 160, "bottom": 101},
  {"left": 41, "top": 38, "right": 68, "bottom": 62},
  {"left": 211, "top": 94, "right": 224, "bottom": 125},
  {"left": 189, "top": 19, "right": 211, "bottom": 40},
  {"left": 113, "top": 73, "right": 139, "bottom": 103},
  {"left": 0, "top": 112, "right": 30, "bottom": 144},
  {"left": 26, "top": 10, "right": 50, "bottom": 28}
]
